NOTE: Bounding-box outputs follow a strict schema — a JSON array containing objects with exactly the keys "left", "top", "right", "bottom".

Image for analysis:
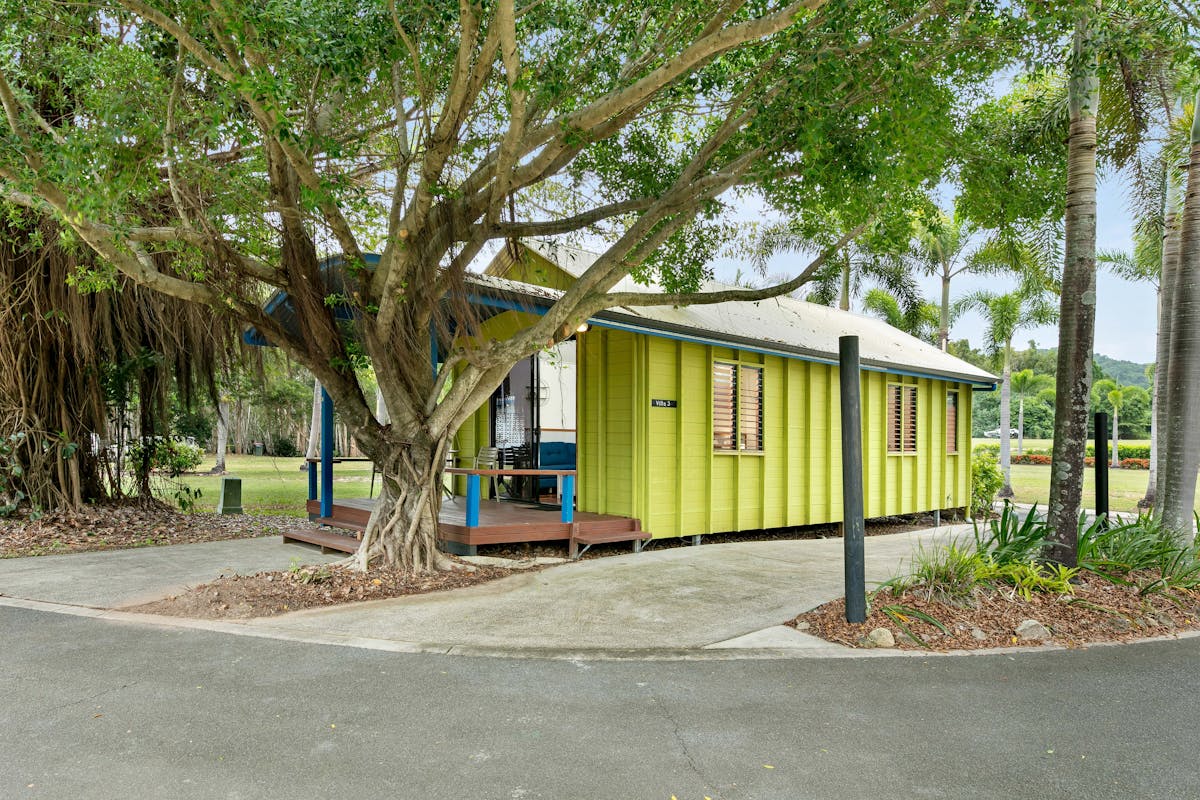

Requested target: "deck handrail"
[{"left": 447, "top": 468, "right": 576, "bottom": 527}]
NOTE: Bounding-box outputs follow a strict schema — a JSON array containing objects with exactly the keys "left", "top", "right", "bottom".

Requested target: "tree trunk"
[
  {"left": 1159, "top": 91, "right": 1200, "bottom": 544},
  {"left": 939, "top": 273, "right": 951, "bottom": 352},
  {"left": 999, "top": 349, "right": 1013, "bottom": 498},
  {"left": 1142, "top": 358, "right": 1157, "bottom": 509},
  {"left": 305, "top": 379, "right": 321, "bottom": 461},
  {"left": 213, "top": 401, "right": 228, "bottom": 473},
  {"left": 1046, "top": 10, "right": 1099, "bottom": 568},
  {"left": 839, "top": 259, "right": 851, "bottom": 311},
  {"left": 1017, "top": 397, "right": 1025, "bottom": 456},
  {"left": 353, "top": 435, "right": 460, "bottom": 573},
  {"left": 1111, "top": 406, "right": 1119, "bottom": 470},
  {"left": 1153, "top": 166, "right": 1184, "bottom": 517}
]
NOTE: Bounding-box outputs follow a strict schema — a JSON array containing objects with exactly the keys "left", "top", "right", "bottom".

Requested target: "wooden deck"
[{"left": 290, "top": 497, "right": 646, "bottom": 555}]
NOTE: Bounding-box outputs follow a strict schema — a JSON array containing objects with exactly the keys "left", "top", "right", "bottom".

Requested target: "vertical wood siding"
[{"left": 577, "top": 331, "right": 973, "bottom": 538}]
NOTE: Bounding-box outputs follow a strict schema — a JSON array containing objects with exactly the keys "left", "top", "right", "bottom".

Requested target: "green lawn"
[
  {"left": 174, "top": 454, "right": 377, "bottom": 517},
  {"left": 1003, "top": 463, "right": 1200, "bottom": 514}
]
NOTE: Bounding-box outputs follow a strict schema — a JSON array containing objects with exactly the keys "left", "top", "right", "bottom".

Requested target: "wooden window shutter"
[
  {"left": 903, "top": 386, "right": 918, "bottom": 453},
  {"left": 739, "top": 366, "right": 763, "bottom": 452},
  {"left": 887, "top": 384, "right": 903, "bottom": 453},
  {"left": 712, "top": 362, "right": 737, "bottom": 451},
  {"left": 946, "top": 391, "right": 958, "bottom": 453}
]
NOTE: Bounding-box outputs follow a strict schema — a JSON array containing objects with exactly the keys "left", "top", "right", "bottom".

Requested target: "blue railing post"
[
  {"left": 307, "top": 460, "right": 317, "bottom": 503},
  {"left": 561, "top": 474, "right": 574, "bottom": 524},
  {"left": 466, "top": 474, "right": 481, "bottom": 528},
  {"left": 320, "top": 387, "right": 334, "bottom": 519}
]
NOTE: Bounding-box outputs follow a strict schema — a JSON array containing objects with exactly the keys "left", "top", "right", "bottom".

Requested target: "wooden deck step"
[
  {"left": 315, "top": 517, "right": 366, "bottom": 534},
  {"left": 283, "top": 527, "right": 361, "bottom": 554},
  {"left": 569, "top": 524, "right": 651, "bottom": 559}
]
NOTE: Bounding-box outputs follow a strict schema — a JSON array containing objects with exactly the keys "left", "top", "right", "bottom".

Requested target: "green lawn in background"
[{"left": 175, "top": 454, "right": 377, "bottom": 517}]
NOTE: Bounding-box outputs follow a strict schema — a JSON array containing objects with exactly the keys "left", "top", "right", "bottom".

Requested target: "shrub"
[
  {"left": 272, "top": 436, "right": 299, "bottom": 458},
  {"left": 974, "top": 503, "right": 1046, "bottom": 564},
  {"left": 971, "top": 449, "right": 1004, "bottom": 517},
  {"left": 1119, "top": 458, "right": 1149, "bottom": 470},
  {"left": 1085, "top": 444, "right": 1150, "bottom": 460},
  {"left": 128, "top": 438, "right": 204, "bottom": 477},
  {"left": 1012, "top": 453, "right": 1052, "bottom": 465}
]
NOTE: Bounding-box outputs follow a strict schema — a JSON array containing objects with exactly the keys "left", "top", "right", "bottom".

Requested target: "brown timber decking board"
[{"left": 302, "top": 497, "right": 640, "bottom": 548}]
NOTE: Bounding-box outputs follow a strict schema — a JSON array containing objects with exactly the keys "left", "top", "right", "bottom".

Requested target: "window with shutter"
[
  {"left": 887, "top": 383, "right": 918, "bottom": 454},
  {"left": 739, "top": 366, "right": 763, "bottom": 452},
  {"left": 946, "top": 390, "right": 959, "bottom": 453},
  {"left": 887, "top": 384, "right": 903, "bottom": 453},
  {"left": 903, "top": 385, "right": 918, "bottom": 453},
  {"left": 712, "top": 362, "right": 737, "bottom": 451}
]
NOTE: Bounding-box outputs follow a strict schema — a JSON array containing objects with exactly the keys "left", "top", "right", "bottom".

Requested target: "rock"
[
  {"left": 1015, "top": 619, "right": 1051, "bottom": 641},
  {"left": 862, "top": 628, "right": 895, "bottom": 648},
  {"left": 1153, "top": 613, "right": 1177, "bottom": 629},
  {"left": 795, "top": 621, "right": 811, "bottom": 631},
  {"left": 971, "top": 627, "right": 987, "bottom": 641},
  {"left": 1105, "top": 616, "right": 1132, "bottom": 633}
]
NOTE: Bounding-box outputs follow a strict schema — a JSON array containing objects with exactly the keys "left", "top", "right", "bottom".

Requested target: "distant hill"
[
  {"left": 1094, "top": 354, "right": 1152, "bottom": 388},
  {"left": 1006, "top": 346, "right": 1151, "bottom": 389}
]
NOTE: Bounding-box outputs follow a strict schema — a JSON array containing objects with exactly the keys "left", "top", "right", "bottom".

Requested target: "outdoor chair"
[{"left": 474, "top": 446, "right": 501, "bottom": 498}]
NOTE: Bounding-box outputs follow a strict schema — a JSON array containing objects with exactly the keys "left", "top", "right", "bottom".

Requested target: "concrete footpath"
[{"left": 0, "top": 525, "right": 973, "bottom": 658}]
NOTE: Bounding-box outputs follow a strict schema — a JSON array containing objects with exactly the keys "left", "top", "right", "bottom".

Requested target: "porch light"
[{"left": 576, "top": 322, "right": 590, "bottom": 333}]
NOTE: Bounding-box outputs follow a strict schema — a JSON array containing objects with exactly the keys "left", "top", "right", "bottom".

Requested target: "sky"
[{"left": 708, "top": 172, "right": 1158, "bottom": 365}]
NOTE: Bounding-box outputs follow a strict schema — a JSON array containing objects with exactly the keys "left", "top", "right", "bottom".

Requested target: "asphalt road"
[{"left": 2, "top": 606, "right": 1198, "bottom": 800}]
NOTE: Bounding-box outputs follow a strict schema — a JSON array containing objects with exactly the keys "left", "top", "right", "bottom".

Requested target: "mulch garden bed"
[
  {"left": 128, "top": 560, "right": 534, "bottom": 620},
  {"left": 791, "top": 575, "right": 1200, "bottom": 651},
  {"left": 0, "top": 501, "right": 309, "bottom": 558}
]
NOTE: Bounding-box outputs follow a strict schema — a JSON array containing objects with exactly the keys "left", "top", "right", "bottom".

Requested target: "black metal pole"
[
  {"left": 839, "top": 335, "right": 866, "bottom": 623},
  {"left": 1094, "top": 411, "right": 1109, "bottom": 526}
]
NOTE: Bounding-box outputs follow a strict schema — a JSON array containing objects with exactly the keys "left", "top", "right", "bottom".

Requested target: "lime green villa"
[{"left": 452, "top": 240, "right": 997, "bottom": 542}]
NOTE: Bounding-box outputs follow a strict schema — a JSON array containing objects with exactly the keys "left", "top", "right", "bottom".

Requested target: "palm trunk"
[
  {"left": 1110, "top": 406, "right": 1119, "bottom": 470},
  {"left": 1159, "top": 90, "right": 1200, "bottom": 544},
  {"left": 939, "top": 273, "right": 951, "bottom": 352},
  {"left": 839, "top": 259, "right": 851, "bottom": 311},
  {"left": 1142, "top": 360, "right": 1157, "bottom": 509},
  {"left": 1017, "top": 397, "right": 1025, "bottom": 456},
  {"left": 1152, "top": 168, "right": 1184, "bottom": 516},
  {"left": 998, "top": 350, "right": 1013, "bottom": 498},
  {"left": 1046, "top": 10, "right": 1099, "bottom": 568}
]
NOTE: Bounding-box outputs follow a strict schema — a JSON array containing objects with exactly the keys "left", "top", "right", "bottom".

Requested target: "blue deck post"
[
  {"left": 307, "top": 460, "right": 317, "bottom": 515},
  {"left": 561, "top": 474, "right": 574, "bottom": 524},
  {"left": 466, "top": 474, "right": 481, "bottom": 528},
  {"left": 320, "top": 387, "right": 334, "bottom": 519}
]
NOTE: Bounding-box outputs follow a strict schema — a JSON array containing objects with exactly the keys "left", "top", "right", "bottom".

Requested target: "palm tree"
[
  {"left": 1010, "top": 369, "right": 1053, "bottom": 455},
  {"left": 753, "top": 219, "right": 919, "bottom": 314},
  {"left": 1091, "top": 379, "right": 1142, "bottom": 469},
  {"left": 861, "top": 289, "right": 941, "bottom": 346},
  {"left": 957, "top": 290, "right": 1058, "bottom": 499},
  {"left": 911, "top": 210, "right": 976, "bottom": 351},
  {"left": 1160, "top": 90, "right": 1200, "bottom": 543}
]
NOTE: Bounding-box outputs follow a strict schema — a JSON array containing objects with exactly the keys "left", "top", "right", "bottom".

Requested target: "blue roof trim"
[
  {"left": 246, "top": 257, "right": 996, "bottom": 389},
  {"left": 245, "top": 253, "right": 381, "bottom": 347},
  {"left": 467, "top": 291, "right": 997, "bottom": 389}
]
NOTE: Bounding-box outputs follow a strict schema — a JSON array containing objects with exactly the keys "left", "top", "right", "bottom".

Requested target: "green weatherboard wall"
[
  {"left": 576, "top": 327, "right": 972, "bottom": 539},
  {"left": 454, "top": 310, "right": 972, "bottom": 539}
]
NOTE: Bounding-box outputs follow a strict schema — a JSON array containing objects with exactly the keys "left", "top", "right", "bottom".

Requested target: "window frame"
[
  {"left": 946, "top": 389, "right": 959, "bottom": 454},
  {"left": 711, "top": 359, "right": 765, "bottom": 454},
  {"left": 886, "top": 382, "right": 919, "bottom": 456}
]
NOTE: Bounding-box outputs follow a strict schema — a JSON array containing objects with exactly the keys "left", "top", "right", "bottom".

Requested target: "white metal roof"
[{"left": 476, "top": 240, "right": 997, "bottom": 387}]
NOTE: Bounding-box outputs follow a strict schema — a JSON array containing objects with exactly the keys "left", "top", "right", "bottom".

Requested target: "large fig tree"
[{"left": 2, "top": 0, "right": 1010, "bottom": 571}]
